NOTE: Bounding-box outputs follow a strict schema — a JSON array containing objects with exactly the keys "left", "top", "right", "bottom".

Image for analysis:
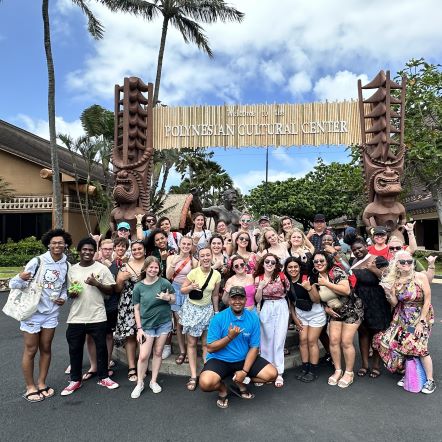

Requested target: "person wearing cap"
[
  {"left": 199, "top": 286, "right": 277, "bottom": 408},
  {"left": 367, "top": 226, "right": 389, "bottom": 259},
  {"left": 306, "top": 214, "right": 340, "bottom": 253},
  {"left": 252, "top": 215, "right": 271, "bottom": 244},
  {"left": 116, "top": 222, "right": 131, "bottom": 239}
]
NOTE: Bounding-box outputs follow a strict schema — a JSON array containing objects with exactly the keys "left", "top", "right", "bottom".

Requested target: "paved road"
[{"left": 1, "top": 285, "right": 441, "bottom": 442}]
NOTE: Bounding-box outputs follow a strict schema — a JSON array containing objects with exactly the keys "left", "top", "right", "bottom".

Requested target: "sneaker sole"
[{"left": 61, "top": 385, "right": 82, "bottom": 396}]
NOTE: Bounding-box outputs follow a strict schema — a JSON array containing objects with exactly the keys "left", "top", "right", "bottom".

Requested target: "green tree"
[
  {"left": 396, "top": 58, "right": 442, "bottom": 224},
  {"left": 245, "top": 159, "right": 364, "bottom": 228},
  {"left": 113, "top": 0, "right": 244, "bottom": 105}
]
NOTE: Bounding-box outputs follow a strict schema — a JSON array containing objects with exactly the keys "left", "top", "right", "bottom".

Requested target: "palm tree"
[
  {"left": 41, "top": 0, "right": 107, "bottom": 228},
  {"left": 112, "top": 0, "right": 244, "bottom": 105}
]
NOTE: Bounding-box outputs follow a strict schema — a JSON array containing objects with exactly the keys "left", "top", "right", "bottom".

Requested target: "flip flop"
[
  {"left": 228, "top": 384, "right": 255, "bottom": 399},
  {"left": 369, "top": 369, "right": 381, "bottom": 379},
  {"left": 216, "top": 395, "right": 229, "bottom": 409},
  {"left": 23, "top": 391, "right": 44, "bottom": 403},
  {"left": 175, "top": 353, "right": 186, "bottom": 365},
  {"left": 357, "top": 368, "right": 368, "bottom": 377},
  {"left": 38, "top": 386, "right": 55, "bottom": 398},
  {"left": 128, "top": 368, "right": 138, "bottom": 382},
  {"left": 82, "top": 371, "right": 97, "bottom": 381},
  {"left": 275, "top": 375, "right": 284, "bottom": 388},
  {"left": 186, "top": 377, "right": 197, "bottom": 391}
]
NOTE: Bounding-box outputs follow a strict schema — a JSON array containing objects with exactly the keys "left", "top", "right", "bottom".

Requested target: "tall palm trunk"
[
  {"left": 153, "top": 17, "right": 169, "bottom": 106},
  {"left": 42, "top": 0, "right": 63, "bottom": 228}
]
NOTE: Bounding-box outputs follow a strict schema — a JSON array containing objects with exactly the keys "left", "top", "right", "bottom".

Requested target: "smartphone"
[
  {"left": 139, "top": 334, "right": 146, "bottom": 344},
  {"left": 302, "top": 275, "right": 308, "bottom": 283}
]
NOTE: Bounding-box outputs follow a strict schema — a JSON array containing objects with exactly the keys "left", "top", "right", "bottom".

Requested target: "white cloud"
[
  {"left": 14, "top": 114, "right": 84, "bottom": 141},
  {"left": 59, "top": 0, "right": 442, "bottom": 105},
  {"left": 313, "top": 71, "right": 370, "bottom": 101}
]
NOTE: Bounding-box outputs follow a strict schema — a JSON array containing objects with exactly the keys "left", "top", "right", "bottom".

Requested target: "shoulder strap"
[
  {"left": 33, "top": 257, "right": 41, "bottom": 278},
  {"left": 172, "top": 256, "right": 191, "bottom": 281},
  {"left": 172, "top": 231, "right": 177, "bottom": 243},
  {"left": 200, "top": 269, "right": 214, "bottom": 292}
]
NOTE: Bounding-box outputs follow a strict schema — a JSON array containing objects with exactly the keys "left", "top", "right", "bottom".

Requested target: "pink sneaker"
[
  {"left": 61, "top": 381, "right": 82, "bottom": 396},
  {"left": 97, "top": 377, "right": 119, "bottom": 390}
]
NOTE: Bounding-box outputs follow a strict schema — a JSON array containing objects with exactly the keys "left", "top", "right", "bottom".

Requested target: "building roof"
[{"left": 0, "top": 119, "right": 107, "bottom": 182}]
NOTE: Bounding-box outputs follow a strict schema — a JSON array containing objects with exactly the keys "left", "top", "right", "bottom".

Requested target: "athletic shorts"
[
  {"left": 106, "top": 310, "right": 118, "bottom": 334},
  {"left": 20, "top": 311, "right": 58, "bottom": 334},
  {"left": 202, "top": 355, "right": 269, "bottom": 380}
]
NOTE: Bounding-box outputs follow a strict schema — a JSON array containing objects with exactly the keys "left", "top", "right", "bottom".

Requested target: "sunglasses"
[
  {"left": 146, "top": 218, "right": 156, "bottom": 223},
  {"left": 264, "top": 259, "right": 276, "bottom": 265},
  {"left": 398, "top": 259, "right": 413, "bottom": 265},
  {"left": 233, "top": 262, "right": 246, "bottom": 270},
  {"left": 374, "top": 233, "right": 386, "bottom": 237},
  {"left": 389, "top": 246, "right": 402, "bottom": 251},
  {"left": 238, "top": 236, "right": 249, "bottom": 242},
  {"left": 118, "top": 228, "right": 129, "bottom": 232},
  {"left": 313, "top": 259, "right": 326, "bottom": 264},
  {"left": 241, "top": 219, "right": 251, "bottom": 223}
]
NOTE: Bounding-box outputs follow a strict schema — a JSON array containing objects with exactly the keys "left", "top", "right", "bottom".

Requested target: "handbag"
[
  {"left": 318, "top": 285, "right": 343, "bottom": 310},
  {"left": 189, "top": 269, "right": 213, "bottom": 300},
  {"left": 404, "top": 357, "right": 427, "bottom": 393},
  {"left": 3, "top": 258, "right": 44, "bottom": 321}
]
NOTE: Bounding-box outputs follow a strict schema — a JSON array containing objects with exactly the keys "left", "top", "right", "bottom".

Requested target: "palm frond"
[
  {"left": 100, "top": 0, "right": 160, "bottom": 20},
  {"left": 171, "top": 14, "right": 212, "bottom": 56},
  {"left": 71, "top": 0, "right": 105, "bottom": 39},
  {"left": 179, "top": 0, "right": 244, "bottom": 24}
]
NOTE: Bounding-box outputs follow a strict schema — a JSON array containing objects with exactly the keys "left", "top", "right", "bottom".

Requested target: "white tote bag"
[{"left": 3, "top": 259, "right": 44, "bottom": 321}]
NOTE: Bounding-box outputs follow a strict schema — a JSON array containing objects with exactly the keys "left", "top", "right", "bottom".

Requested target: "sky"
[{"left": 0, "top": 0, "right": 441, "bottom": 194}]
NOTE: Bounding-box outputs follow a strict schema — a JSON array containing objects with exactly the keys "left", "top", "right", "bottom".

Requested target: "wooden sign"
[{"left": 153, "top": 101, "right": 362, "bottom": 149}]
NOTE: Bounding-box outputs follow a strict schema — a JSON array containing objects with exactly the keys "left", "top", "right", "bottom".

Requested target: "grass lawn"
[{"left": 0, "top": 267, "right": 21, "bottom": 279}]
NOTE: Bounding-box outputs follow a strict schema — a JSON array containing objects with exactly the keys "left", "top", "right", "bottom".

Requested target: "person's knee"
[
  {"left": 24, "top": 343, "right": 38, "bottom": 358},
  {"left": 153, "top": 347, "right": 162, "bottom": 358},
  {"left": 187, "top": 339, "right": 197, "bottom": 349},
  {"left": 307, "top": 338, "right": 319, "bottom": 349},
  {"left": 198, "top": 372, "right": 217, "bottom": 392},
  {"left": 257, "top": 364, "right": 277, "bottom": 382},
  {"left": 341, "top": 339, "right": 354, "bottom": 350}
]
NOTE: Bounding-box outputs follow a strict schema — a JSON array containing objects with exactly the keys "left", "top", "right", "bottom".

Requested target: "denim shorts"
[
  {"left": 171, "top": 282, "right": 185, "bottom": 313},
  {"left": 143, "top": 321, "right": 172, "bottom": 337},
  {"left": 20, "top": 311, "right": 59, "bottom": 334}
]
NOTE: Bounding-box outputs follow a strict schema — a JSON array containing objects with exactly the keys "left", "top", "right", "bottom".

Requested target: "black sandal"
[
  {"left": 357, "top": 367, "right": 369, "bottom": 377},
  {"left": 128, "top": 368, "right": 137, "bottom": 382},
  {"left": 370, "top": 369, "right": 381, "bottom": 378},
  {"left": 228, "top": 385, "right": 255, "bottom": 399},
  {"left": 216, "top": 394, "right": 229, "bottom": 409},
  {"left": 23, "top": 391, "right": 44, "bottom": 403}
]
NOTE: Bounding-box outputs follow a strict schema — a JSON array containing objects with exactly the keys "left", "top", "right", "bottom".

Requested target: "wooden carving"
[
  {"left": 358, "top": 70, "right": 407, "bottom": 238},
  {"left": 110, "top": 77, "right": 154, "bottom": 235}
]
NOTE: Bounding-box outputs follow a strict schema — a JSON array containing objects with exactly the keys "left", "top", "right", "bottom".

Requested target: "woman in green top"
[{"left": 130, "top": 256, "right": 176, "bottom": 399}]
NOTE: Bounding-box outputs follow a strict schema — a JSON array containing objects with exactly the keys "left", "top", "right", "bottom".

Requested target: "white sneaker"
[
  {"left": 97, "top": 377, "right": 119, "bottom": 390},
  {"left": 421, "top": 380, "right": 436, "bottom": 394},
  {"left": 131, "top": 382, "right": 145, "bottom": 399},
  {"left": 397, "top": 377, "right": 405, "bottom": 387},
  {"left": 162, "top": 345, "right": 172, "bottom": 360},
  {"left": 149, "top": 381, "right": 162, "bottom": 394}
]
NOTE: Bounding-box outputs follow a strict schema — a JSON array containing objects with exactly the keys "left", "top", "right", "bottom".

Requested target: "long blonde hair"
[
  {"left": 381, "top": 250, "right": 416, "bottom": 292},
  {"left": 258, "top": 227, "right": 278, "bottom": 252},
  {"left": 286, "top": 227, "right": 310, "bottom": 251}
]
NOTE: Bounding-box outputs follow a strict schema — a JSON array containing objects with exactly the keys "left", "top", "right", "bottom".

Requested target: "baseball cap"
[
  {"left": 229, "top": 286, "right": 246, "bottom": 298},
  {"left": 258, "top": 215, "right": 270, "bottom": 222},
  {"left": 314, "top": 214, "right": 326, "bottom": 222},
  {"left": 117, "top": 222, "right": 130, "bottom": 231},
  {"left": 373, "top": 226, "right": 387, "bottom": 235}
]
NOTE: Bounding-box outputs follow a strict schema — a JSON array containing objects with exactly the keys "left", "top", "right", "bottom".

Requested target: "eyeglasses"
[
  {"left": 238, "top": 236, "right": 249, "bottom": 242},
  {"left": 146, "top": 218, "right": 155, "bottom": 223},
  {"left": 264, "top": 259, "right": 276, "bottom": 265},
  {"left": 398, "top": 259, "right": 413, "bottom": 265},
  {"left": 241, "top": 219, "right": 251, "bottom": 223},
  {"left": 374, "top": 233, "right": 386, "bottom": 237},
  {"left": 313, "top": 259, "right": 326, "bottom": 264},
  {"left": 233, "top": 262, "right": 246, "bottom": 270},
  {"left": 389, "top": 246, "right": 402, "bottom": 251}
]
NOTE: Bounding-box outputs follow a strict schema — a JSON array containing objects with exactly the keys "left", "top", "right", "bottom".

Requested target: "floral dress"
[
  {"left": 373, "top": 280, "right": 434, "bottom": 373},
  {"left": 114, "top": 275, "right": 139, "bottom": 347}
]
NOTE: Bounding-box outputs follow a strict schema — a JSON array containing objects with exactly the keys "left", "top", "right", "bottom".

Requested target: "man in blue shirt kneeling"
[{"left": 199, "top": 286, "right": 277, "bottom": 408}]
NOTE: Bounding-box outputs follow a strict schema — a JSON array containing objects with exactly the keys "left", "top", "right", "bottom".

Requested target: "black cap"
[
  {"left": 229, "top": 286, "right": 246, "bottom": 298},
  {"left": 258, "top": 215, "right": 270, "bottom": 222},
  {"left": 314, "top": 214, "right": 326, "bottom": 222},
  {"left": 373, "top": 226, "right": 387, "bottom": 235}
]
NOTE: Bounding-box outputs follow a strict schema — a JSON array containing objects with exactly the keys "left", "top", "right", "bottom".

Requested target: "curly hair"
[
  {"left": 279, "top": 216, "right": 293, "bottom": 235},
  {"left": 144, "top": 228, "right": 168, "bottom": 254},
  {"left": 41, "top": 228, "right": 73, "bottom": 248},
  {"left": 253, "top": 252, "right": 282, "bottom": 280},
  {"left": 76, "top": 237, "right": 97, "bottom": 252},
  {"left": 344, "top": 231, "right": 366, "bottom": 248},
  {"left": 309, "top": 251, "right": 335, "bottom": 284},
  {"left": 209, "top": 234, "right": 224, "bottom": 246},
  {"left": 283, "top": 256, "right": 305, "bottom": 281}
]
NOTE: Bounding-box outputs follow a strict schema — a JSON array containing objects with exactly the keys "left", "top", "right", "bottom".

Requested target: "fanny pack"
[{"left": 189, "top": 269, "right": 213, "bottom": 300}]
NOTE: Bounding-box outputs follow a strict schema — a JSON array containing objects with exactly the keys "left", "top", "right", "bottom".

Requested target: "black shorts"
[
  {"left": 106, "top": 310, "right": 118, "bottom": 334},
  {"left": 201, "top": 355, "right": 269, "bottom": 380}
]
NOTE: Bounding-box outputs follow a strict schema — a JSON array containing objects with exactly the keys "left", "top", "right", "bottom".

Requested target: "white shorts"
[
  {"left": 20, "top": 311, "right": 59, "bottom": 334},
  {"left": 296, "top": 304, "right": 326, "bottom": 328}
]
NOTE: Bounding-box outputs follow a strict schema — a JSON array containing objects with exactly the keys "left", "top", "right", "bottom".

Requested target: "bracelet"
[
  {"left": 226, "top": 335, "right": 232, "bottom": 341},
  {"left": 241, "top": 369, "right": 248, "bottom": 375},
  {"left": 136, "top": 223, "right": 142, "bottom": 227},
  {"left": 137, "top": 326, "right": 142, "bottom": 330}
]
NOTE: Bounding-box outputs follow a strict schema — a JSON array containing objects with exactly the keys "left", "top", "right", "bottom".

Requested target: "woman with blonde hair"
[
  {"left": 373, "top": 251, "right": 435, "bottom": 393},
  {"left": 257, "top": 227, "right": 289, "bottom": 265}
]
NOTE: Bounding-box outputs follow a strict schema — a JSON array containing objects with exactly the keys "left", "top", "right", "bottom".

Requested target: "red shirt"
[{"left": 367, "top": 245, "right": 389, "bottom": 259}]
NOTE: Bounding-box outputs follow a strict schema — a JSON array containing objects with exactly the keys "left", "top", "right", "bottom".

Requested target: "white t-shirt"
[{"left": 67, "top": 261, "right": 115, "bottom": 324}]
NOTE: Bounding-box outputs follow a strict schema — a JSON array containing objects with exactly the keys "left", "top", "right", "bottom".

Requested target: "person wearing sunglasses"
[
  {"left": 373, "top": 251, "right": 435, "bottom": 394},
  {"left": 223, "top": 256, "right": 257, "bottom": 311},
  {"left": 232, "top": 212, "right": 258, "bottom": 252},
  {"left": 232, "top": 231, "right": 257, "bottom": 275},
  {"left": 284, "top": 257, "right": 324, "bottom": 383},
  {"left": 257, "top": 227, "right": 289, "bottom": 265},
  {"left": 310, "top": 251, "right": 363, "bottom": 388},
  {"left": 254, "top": 253, "right": 289, "bottom": 388},
  {"left": 346, "top": 234, "right": 390, "bottom": 379},
  {"left": 385, "top": 222, "right": 417, "bottom": 259},
  {"left": 135, "top": 213, "right": 157, "bottom": 240}
]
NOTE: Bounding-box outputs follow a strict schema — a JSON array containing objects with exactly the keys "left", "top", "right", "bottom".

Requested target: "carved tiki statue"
[
  {"left": 358, "top": 71, "right": 407, "bottom": 239},
  {"left": 110, "top": 77, "right": 154, "bottom": 235}
]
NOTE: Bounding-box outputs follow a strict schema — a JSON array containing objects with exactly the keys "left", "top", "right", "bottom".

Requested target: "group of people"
[{"left": 9, "top": 211, "right": 437, "bottom": 407}]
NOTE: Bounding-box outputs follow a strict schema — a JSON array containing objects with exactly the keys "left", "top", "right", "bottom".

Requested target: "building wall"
[
  {"left": 64, "top": 211, "right": 99, "bottom": 245},
  {"left": 0, "top": 150, "right": 53, "bottom": 194}
]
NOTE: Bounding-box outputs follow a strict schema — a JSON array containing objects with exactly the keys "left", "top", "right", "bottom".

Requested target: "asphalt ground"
[{"left": 0, "top": 284, "right": 441, "bottom": 442}]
